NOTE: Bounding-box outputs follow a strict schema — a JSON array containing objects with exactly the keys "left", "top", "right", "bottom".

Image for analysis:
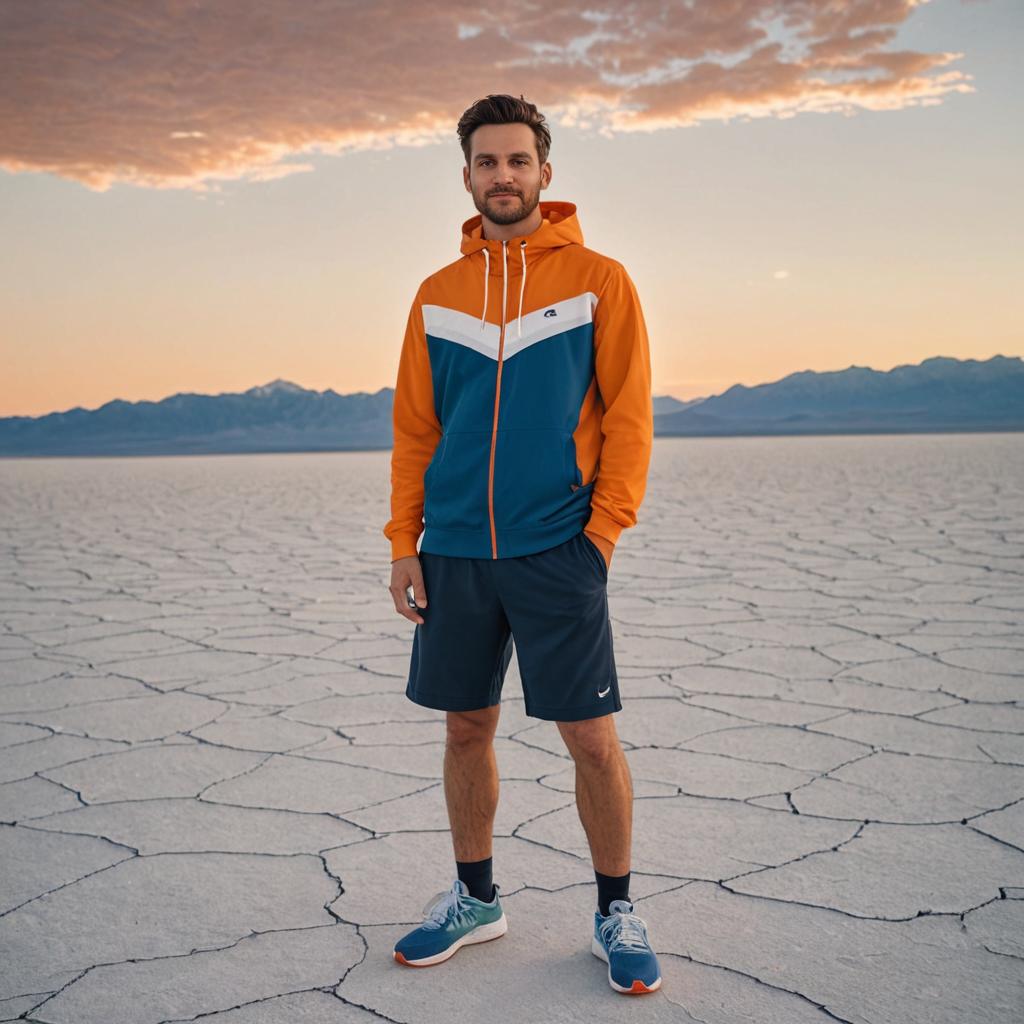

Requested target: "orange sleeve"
[
  {"left": 383, "top": 284, "right": 442, "bottom": 561},
  {"left": 584, "top": 263, "right": 654, "bottom": 548}
]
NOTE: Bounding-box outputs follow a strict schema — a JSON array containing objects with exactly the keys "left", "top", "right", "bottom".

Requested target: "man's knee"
[
  {"left": 558, "top": 715, "right": 620, "bottom": 767},
  {"left": 446, "top": 705, "right": 499, "bottom": 748}
]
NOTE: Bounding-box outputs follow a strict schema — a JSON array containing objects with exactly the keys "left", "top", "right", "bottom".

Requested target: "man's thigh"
[
  {"left": 494, "top": 530, "right": 620, "bottom": 722},
  {"left": 406, "top": 551, "right": 514, "bottom": 713}
]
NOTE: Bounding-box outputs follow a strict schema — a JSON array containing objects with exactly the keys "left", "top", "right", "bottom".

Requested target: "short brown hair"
[{"left": 457, "top": 94, "right": 551, "bottom": 166}]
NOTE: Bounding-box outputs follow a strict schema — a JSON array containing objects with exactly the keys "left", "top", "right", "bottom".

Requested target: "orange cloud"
[{"left": 0, "top": 0, "right": 974, "bottom": 191}]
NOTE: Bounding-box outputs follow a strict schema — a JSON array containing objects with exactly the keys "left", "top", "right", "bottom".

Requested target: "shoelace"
[
  {"left": 419, "top": 886, "right": 466, "bottom": 930},
  {"left": 600, "top": 910, "right": 651, "bottom": 952}
]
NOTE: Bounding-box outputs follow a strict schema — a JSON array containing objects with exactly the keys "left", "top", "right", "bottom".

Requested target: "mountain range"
[{"left": 0, "top": 355, "right": 1020, "bottom": 457}]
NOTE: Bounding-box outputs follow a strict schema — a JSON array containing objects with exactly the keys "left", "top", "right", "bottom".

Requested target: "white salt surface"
[{"left": 0, "top": 433, "right": 1022, "bottom": 1022}]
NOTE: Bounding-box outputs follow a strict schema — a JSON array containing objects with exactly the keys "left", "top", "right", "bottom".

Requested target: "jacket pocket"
[
  {"left": 567, "top": 431, "right": 584, "bottom": 488},
  {"left": 424, "top": 430, "right": 490, "bottom": 531},
  {"left": 493, "top": 428, "right": 579, "bottom": 530},
  {"left": 423, "top": 434, "right": 447, "bottom": 493}
]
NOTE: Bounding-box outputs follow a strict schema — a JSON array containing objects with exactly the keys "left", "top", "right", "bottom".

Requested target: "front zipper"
[{"left": 486, "top": 240, "right": 509, "bottom": 558}]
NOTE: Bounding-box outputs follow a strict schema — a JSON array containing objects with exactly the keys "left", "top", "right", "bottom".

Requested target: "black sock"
[
  {"left": 456, "top": 856, "right": 495, "bottom": 902},
  {"left": 595, "top": 869, "right": 631, "bottom": 916}
]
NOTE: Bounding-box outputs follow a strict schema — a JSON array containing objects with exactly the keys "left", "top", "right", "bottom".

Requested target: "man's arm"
[
  {"left": 584, "top": 262, "right": 654, "bottom": 552},
  {"left": 383, "top": 284, "right": 442, "bottom": 562}
]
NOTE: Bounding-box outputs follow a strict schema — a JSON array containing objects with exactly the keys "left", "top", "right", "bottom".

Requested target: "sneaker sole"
[
  {"left": 394, "top": 912, "right": 508, "bottom": 967},
  {"left": 591, "top": 936, "right": 662, "bottom": 994}
]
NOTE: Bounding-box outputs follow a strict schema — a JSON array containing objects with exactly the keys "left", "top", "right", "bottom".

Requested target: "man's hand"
[
  {"left": 584, "top": 529, "right": 614, "bottom": 572},
  {"left": 390, "top": 554, "right": 427, "bottom": 624}
]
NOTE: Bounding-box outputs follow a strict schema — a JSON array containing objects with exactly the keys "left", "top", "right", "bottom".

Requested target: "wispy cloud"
[{"left": 0, "top": 0, "right": 974, "bottom": 191}]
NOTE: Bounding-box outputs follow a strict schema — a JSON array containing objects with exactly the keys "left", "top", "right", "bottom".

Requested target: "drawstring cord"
[
  {"left": 480, "top": 247, "right": 490, "bottom": 329},
  {"left": 479, "top": 239, "right": 528, "bottom": 337},
  {"left": 518, "top": 240, "right": 527, "bottom": 339}
]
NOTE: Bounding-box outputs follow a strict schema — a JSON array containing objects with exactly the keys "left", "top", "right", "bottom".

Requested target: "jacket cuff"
[
  {"left": 583, "top": 511, "right": 623, "bottom": 547},
  {"left": 390, "top": 532, "right": 422, "bottom": 561}
]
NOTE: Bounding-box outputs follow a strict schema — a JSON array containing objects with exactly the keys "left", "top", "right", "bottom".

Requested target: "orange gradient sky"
[{"left": 1, "top": 0, "right": 1021, "bottom": 418}]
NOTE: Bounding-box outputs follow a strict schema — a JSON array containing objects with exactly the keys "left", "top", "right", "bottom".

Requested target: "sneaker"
[
  {"left": 393, "top": 878, "right": 507, "bottom": 967},
  {"left": 591, "top": 898, "right": 662, "bottom": 994}
]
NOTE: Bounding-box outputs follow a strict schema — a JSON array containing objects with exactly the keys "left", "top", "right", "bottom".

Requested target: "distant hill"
[
  {"left": 653, "top": 355, "right": 1024, "bottom": 436},
  {"left": 652, "top": 394, "right": 701, "bottom": 416},
  {"left": 0, "top": 379, "right": 394, "bottom": 456},
  {"left": 0, "top": 356, "right": 1020, "bottom": 457}
]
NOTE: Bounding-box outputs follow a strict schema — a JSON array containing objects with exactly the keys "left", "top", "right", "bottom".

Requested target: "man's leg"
[
  {"left": 392, "top": 703, "right": 507, "bottom": 966},
  {"left": 445, "top": 705, "right": 502, "bottom": 899},
  {"left": 560, "top": 712, "right": 662, "bottom": 994},
  {"left": 557, "top": 713, "right": 633, "bottom": 889}
]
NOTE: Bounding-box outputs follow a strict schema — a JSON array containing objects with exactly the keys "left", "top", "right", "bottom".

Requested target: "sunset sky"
[{"left": 1, "top": 0, "right": 1021, "bottom": 418}]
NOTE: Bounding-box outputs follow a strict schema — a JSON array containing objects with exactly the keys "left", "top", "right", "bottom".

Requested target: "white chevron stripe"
[
  {"left": 423, "top": 304, "right": 502, "bottom": 360},
  {"left": 422, "top": 291, "right": 598, "bottom": 362},
  {"left": 502, "top": 291, "right": 598, "bottom": 360}
]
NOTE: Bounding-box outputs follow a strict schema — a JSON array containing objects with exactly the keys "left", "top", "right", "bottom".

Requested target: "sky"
[{"left": 0, "top": 0, "right": 1021, "bottom": 418}]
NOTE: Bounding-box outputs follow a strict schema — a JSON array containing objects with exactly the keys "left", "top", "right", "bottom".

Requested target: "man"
[{"left": 383, "top": 94, "right": 658, "bottom": 995}]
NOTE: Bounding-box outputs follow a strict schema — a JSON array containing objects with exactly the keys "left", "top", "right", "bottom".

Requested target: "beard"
[{"left": 474, "top": 182, "right": 541, "bottom": 226}]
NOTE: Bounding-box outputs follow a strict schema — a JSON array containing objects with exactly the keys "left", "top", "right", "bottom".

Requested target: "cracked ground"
[{"left": 1, "top": 434, "right": 1022, "bottom": 1023}]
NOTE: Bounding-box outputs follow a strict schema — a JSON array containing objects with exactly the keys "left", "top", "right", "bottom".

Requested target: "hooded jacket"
[{"left": 383, "top": 199, "right": 653, "bottom": 562}]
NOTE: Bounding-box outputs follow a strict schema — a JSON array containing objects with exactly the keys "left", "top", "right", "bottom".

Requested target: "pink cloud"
[{"left": 0, "top": 0, "right": 975, "bottom": 191}]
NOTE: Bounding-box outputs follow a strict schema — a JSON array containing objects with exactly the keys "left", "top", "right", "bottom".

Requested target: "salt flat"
[{"left": 0, "top": 433, "right": 1022, "bottom": 1023}]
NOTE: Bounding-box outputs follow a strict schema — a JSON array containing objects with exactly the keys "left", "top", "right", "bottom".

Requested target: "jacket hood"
[
  {"left": 459, "top": 200, "right": 583, "bottom": 340},
  {"left": 460, "top": 200, "right": 583, "bottom": 260}
]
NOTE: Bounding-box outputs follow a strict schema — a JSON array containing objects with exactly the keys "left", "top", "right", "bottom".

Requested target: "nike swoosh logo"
[{"left": 598, "top": 685, "right": 611, "bottom": 698}]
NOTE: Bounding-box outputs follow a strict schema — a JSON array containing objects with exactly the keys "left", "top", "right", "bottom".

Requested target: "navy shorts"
[{"left": 406, "top": 529, "right": 621, "bottom": 721}]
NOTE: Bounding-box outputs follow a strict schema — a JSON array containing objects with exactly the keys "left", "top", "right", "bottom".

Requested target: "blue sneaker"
[
  {"left": 393, "top": 878, "right": 507, "bottom": 967},
  {"left": 592, "top": 898, "right": 662, "bottom": 993}
]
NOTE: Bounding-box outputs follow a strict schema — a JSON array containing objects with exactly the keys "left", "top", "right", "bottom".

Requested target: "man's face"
[{"left": 463, "top": 122, "right": 551, "bottom": 227}]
